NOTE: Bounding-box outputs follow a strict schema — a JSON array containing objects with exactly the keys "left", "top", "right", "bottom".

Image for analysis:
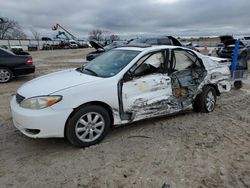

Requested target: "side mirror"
[
  {"left": 134, "top": 63, "right": 150, "bottom": 77},
  {"left": 123, "top": 71, "right": 133, "bottom": 82}
]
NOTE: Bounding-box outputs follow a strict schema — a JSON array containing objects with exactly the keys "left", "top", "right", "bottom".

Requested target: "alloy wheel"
[
  {"left": 206, "top": 91, "right": 215, "bottom": 112},
  {"left": 0, "top": 68, "right": 11, "bottom": 83},
  {"left": 75, "top": 112, "right": 105, "bottom": 142}
]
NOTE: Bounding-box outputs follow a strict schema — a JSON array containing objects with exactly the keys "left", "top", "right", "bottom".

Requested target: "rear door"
[{"left": 169, "top": 49, "right": 207, "bottom": 108}]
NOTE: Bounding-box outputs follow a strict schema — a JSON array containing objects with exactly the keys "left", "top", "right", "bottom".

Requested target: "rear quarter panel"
[{"left": 0, "top": 56, "right": 30, "bottom": 68}]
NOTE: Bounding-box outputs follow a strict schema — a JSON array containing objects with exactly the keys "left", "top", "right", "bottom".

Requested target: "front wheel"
[
  {"left": 65, "top": 105, "right": 111, "bottom": 147},
  {"left": 193, "top": 86, "right": 217, "bottom": 113}
]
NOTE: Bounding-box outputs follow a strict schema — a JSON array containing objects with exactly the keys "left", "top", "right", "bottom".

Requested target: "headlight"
[{"left": 20, "top": 95, "right": 62, "bottom": 109}]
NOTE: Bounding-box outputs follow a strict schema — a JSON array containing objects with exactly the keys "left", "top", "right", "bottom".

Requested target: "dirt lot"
[{"left": 0, "top": 49, "right": 250, "bottom": 188}]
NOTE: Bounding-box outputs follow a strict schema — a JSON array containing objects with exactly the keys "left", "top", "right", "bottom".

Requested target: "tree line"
[
  {"left": 0, "top": 17, "right": 27, "bottom": 39},
  {"left": 88, "top": 29, "right": 120, "bottom": 42},
  {"left": 0, "top": 17, "right": 120, "bottom": 42}
]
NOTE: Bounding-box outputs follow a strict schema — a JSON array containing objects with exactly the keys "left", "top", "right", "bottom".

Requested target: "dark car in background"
[
  {"left": 216, "top": 36, "right": 249, "bottom": 89},
  {"left": 86, "top": 40, "right": 126, "bottom": 61},
  {"left": 129, "top": 36, "right": 182, "bottom": 46},
  {"left": 217, "top": 35, "right": 250, "bottom": 59},
  {"left": 86, "top": 36, "right": 182, "bottom": 61},
  {"left": 10, "top": 46, "right": 30, "bottom": 55},
  {"left": 0, "top": 45, "right": 30, "bottom": 55},
  {"left": 0, "top": 45, "right": 8, "bottom": 50},
  {"left": 0, "top": 47, "right": 35, "bottom": 83}
]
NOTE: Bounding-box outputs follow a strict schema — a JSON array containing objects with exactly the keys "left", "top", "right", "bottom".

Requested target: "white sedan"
[{"left": 11, "top": 45, "right": 232, "bottom": 147}]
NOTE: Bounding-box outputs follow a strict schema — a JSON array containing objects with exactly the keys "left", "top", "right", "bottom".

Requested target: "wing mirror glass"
[{"left": 123, "top": 71, "right": 133, "bottom": 82}]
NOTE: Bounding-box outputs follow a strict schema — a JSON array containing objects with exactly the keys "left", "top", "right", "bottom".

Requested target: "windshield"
[{"left": 81, "top": 49, "right": 140, "bottom": 77}]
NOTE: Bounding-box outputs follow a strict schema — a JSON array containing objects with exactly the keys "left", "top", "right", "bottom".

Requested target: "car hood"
[
  {"left": 89, "top": 41, "right": 104, "bottom": 50},
  {"left": 18, "top": 69, "right": 102, "bottom": 98}
]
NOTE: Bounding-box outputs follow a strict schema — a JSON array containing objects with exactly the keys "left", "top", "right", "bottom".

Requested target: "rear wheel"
[
  {"left": 193, "top": 86, "right": 217, "bottom": 113},
  {"left": 234, "top": 81, "right": 242, "bottom": 89},
  {"left": 0, "top": 67, "right": 13, "bottom": 83},
  {"left": 65, "top": 105, "right": 111, "bottom": 147}
]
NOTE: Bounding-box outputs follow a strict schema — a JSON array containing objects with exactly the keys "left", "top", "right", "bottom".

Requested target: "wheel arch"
[
  {"left": 206, "top": 84, "right": 221, "bottom": 96},
  {"left": 64, "top": 101, "right": 114, "bottom": 136},
  {"left": 193, "top": 84, "right": 217, "bottom": 113},
  {"left": 0, "top": 65, "right": 13, "bottom": 72}
]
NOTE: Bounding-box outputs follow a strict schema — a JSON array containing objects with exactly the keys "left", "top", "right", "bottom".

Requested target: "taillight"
[{"left": 26, "top": 59, "right": 33, "bottom": 65}]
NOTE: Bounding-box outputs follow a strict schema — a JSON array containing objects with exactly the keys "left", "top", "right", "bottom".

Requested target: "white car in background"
[{"left": 11, "top": 45, "right": 233, "bottom": 147}]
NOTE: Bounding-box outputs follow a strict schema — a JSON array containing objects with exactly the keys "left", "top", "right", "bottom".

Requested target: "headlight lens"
[{"left": 20, "top": 96, "right": 62, "bottom": 109}]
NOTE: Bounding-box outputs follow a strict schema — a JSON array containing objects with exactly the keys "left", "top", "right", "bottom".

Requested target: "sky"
[{"left": 1, "top": 0, "right": 250, "bottom": 39}]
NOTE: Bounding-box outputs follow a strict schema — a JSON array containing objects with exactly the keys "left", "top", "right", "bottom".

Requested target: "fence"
[
  {"left": 4, "top": 39, "right": 249, "bottom": 50},
  {"left": 0, "top": 39, "right": 88, "bottom": 51}
]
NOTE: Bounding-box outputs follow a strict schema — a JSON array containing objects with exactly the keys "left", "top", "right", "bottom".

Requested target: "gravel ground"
[{"left": 0, "top": 49, "right": 250, "bottom": 188}]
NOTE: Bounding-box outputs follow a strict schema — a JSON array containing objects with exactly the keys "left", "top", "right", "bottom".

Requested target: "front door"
[{"left": 121, "top": 51, "right": 179, "bottom": 121}]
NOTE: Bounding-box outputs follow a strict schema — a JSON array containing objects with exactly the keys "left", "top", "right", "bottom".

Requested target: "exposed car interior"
[
  {"left": 133, "top": 52, "right": 164, "bottom": 77},
  {"left": 170, "top": 49, "right": 207, "bottom": 107}
]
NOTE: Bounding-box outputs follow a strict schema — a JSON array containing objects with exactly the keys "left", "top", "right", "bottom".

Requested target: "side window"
[
  {"left": 173, "top": 50, "right": 195, "bottom": 71},
  {"left": 132, "top": 52, "right": 164, "bottom": 77}
]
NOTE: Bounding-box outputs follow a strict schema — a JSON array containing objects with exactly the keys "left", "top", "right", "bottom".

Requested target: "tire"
[
  {"left": 240, "top": 51, "right": 247, "bottom": 58},
  {"left": 0, "top": 67, "right": 13, "bottom": 83},
  {"left": 193, "top": 86, "right": 217, "bottom": 113},
  {"left": 234, "top": 81, "right": 242, "bottom": 89},
  {"left": 65, "top": 105, "right": 111, "bottom": 147}
]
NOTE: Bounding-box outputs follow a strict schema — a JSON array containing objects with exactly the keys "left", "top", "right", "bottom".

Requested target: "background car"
[
  {"left": 129, "top": 36, "right": 182, "bottom": 46},
  {"left": 0, "top": 45, "right": 30, "bottom": 55},
  {"left": 69, "top": 40, "right": 79, "bottom": 49},
  {"left": 0, "top": 47, "right": 35, "bottom": 83},
  {"left": 86, "top": 36, "right": 182, "bottom": 61},
  {"left": 183, "top": 42, "right": 200, "bottom": 52},
  {"left": 0, "top": 45, "right": 8, "bottom": 49},
  {"left": 86, "top": 40, "right": 126, "bottom": 61},
  {"left": 217, "top": 35, "right": 250, "bottom": 59},
  {"left": 10, "top": 46, "right": 30, "bottom": 55}
]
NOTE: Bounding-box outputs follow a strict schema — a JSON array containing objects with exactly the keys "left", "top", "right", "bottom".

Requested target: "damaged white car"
[{"left": 11, "top": 45, "right": 236, "bottom": 147}]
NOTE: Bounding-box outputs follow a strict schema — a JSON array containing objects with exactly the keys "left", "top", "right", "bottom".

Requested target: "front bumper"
[{"left": 10, "top": 96, "right": 72, "bottom": 138}]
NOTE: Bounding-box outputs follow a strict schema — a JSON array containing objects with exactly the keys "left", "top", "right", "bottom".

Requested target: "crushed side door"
[{"left": 169, "top": 49, "right": 207, "bottom": 109}]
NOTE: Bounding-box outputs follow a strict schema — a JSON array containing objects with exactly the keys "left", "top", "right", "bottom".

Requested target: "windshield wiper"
[{"left": 83, "top": 68, "right": 98, "bottom": 76}]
